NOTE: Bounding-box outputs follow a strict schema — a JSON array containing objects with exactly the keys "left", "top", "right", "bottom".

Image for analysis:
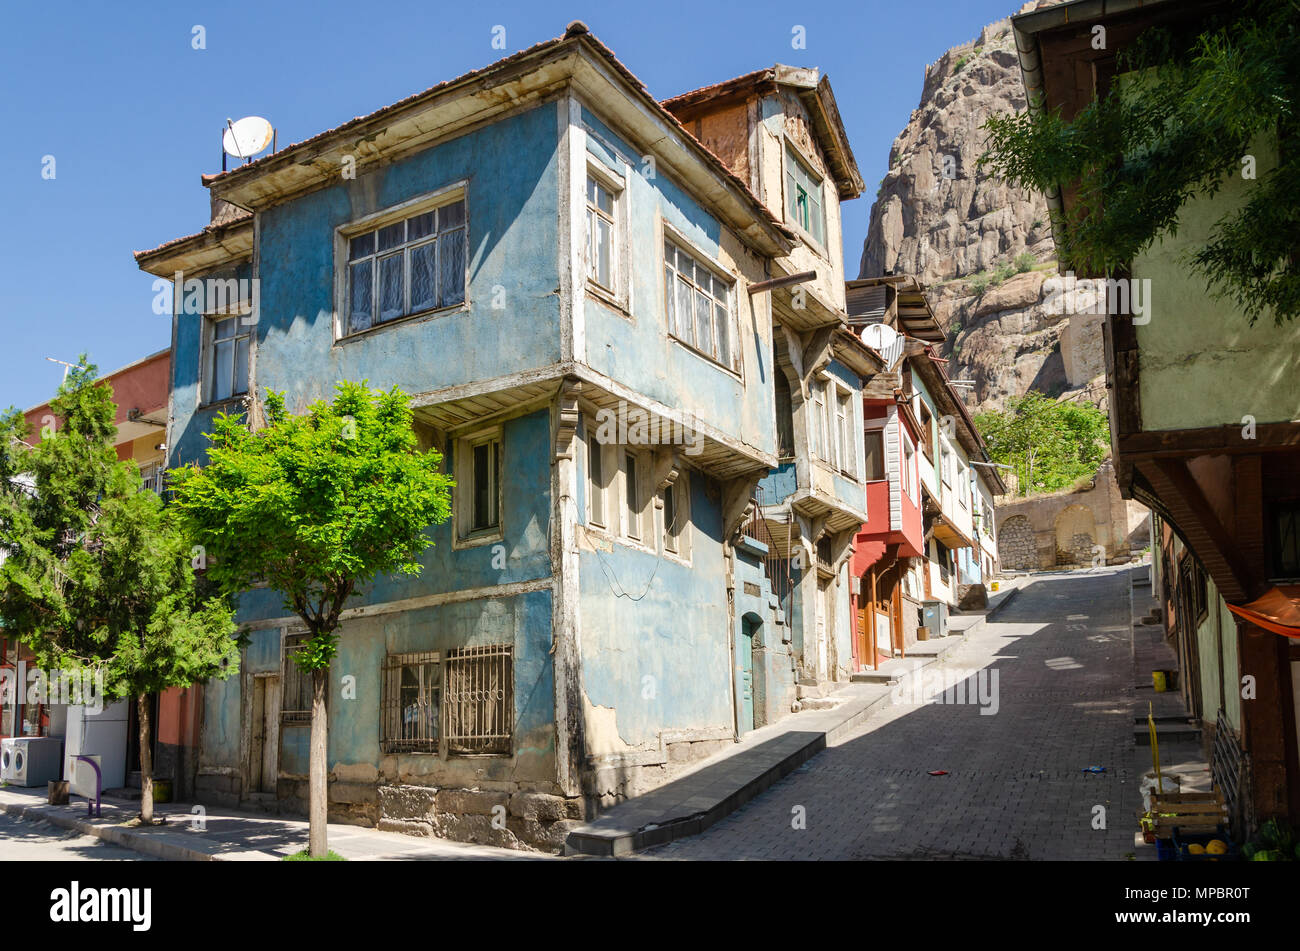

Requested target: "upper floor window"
[
  {"left": 345, "top": 196, "right": 466, "bottom": 336},
  {"left": 864, "top": 428, "right": 885, "bottom": 481},
  {"left": 586, "top": 174, "right": 616, "bottom": 291},
  {"left": 664, "top": 239, "right": 737, "bottom": 371},
  {"left": 836, "top": 389, "right": 854, "bottom": 478},
  {"left": 455, "top": 428, "right": 501, "bottom": 544},
  {"left": 206, "top": 316, "right": 250, "bottom": 404},
  {"left": 785, "top": 145, "right": 825, "bottom": 247},
  {"left": 902, "top": 433, "right": 916, "bottom": 501}
]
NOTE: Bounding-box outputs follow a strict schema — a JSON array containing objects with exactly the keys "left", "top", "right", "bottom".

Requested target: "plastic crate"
[
  {"left": 1172, "top": 825, "right": 1237, "bottom": 861},
  {"left": 1155, "top": 837, "right": 1179, "bottom": 862}
]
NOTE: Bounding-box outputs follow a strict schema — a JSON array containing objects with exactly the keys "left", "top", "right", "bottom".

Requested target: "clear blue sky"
[{"left": 0, "top": 0, "right": 1016, "bottom": 412}]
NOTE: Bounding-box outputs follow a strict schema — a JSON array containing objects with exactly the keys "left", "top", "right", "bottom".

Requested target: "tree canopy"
[
  {"left": 980, "top": 0, "right": 1299, "bottom": 325},
  {"left": 0, "top": 358, "right": 239, "bottom": 822},
  {"left": 167, "top": 380, "right": 453, "bottom": 857},
  {"left": 974, "top": 392, "right": 1110, "bottom": 497}
]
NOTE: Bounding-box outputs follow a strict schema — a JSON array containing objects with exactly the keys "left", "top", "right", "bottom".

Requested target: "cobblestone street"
[{"left": 643, "top": 566, "right": 1142, "bottom": 860}]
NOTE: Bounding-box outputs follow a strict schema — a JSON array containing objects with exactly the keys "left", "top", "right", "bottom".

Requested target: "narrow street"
[{"left": 644, "top": 565, "right": 1142, "bottom": 860}]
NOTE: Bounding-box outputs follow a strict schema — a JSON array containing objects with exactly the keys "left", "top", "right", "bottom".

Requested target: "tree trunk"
[
  {"left": 308, "top": 665, "right": 328, "bottom": 858},
  {"left": 138, "top": 693, "right": 154, "bottom": 825}
]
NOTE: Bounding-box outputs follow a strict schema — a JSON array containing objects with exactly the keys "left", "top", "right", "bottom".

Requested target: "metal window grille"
[
  {"left": 443, "top": 644, "right": 513, "bottom": 755},
  {"left": 381, "top": 651, "right": 441, "bottom": 753},
  {"left": 281, "top": 633, "right": 314, "bottom": 723}
]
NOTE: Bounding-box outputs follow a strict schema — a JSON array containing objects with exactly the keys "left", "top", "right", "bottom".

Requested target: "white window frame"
[
  {"left": 335, "top": 183, "right": 468, "bottom": 340},
  {"left": 662, "top": 227, "right": 740, "bottom": 373},
  {"left": 202, "top": 312, "right": 251, "bottom": 406},
  {"left": 835, "top": 385, "right": 856, "bottom": 479},
  {"left": 587, "top": 429, "right": 609, "bottom": 531},
  {"left": 660, "top": 471, "right": 691, "bottom": 562},
  {"left": 621, "top": 450, "right": 647, "bottom": 544},
  {"left": 454, "top": 426, "right": 502, "bottom": 547},
  {"left": 813, "top": 378, "right": 828, "bottom": 463},
  {"left": 585, "top": 162, "right": 624, "bottom": 302}
]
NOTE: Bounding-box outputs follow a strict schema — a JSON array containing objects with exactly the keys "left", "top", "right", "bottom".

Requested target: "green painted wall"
[{"left": 1132, "top": 135, "right": 1300, "bottom": 431}]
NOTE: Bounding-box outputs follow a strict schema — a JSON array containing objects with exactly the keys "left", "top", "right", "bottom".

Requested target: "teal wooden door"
[{"left": 738, "top": 621, "right": 755, "bottom": 733}]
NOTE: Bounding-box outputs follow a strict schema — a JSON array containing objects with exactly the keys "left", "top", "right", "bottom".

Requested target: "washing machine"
[{"left": 0, "top": 736, "right": 65, "bottom": 786}]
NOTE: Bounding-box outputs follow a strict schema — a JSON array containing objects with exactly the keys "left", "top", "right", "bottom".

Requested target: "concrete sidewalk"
[
  {"left": 0, "top": 787, "right": 549, "bottom": 861},
  {"left": 565, "top": 580, "right": 1024, "bottom": 857}
]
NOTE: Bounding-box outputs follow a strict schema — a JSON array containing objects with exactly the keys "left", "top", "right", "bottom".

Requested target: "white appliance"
[
  {"left": 64, "top": 699, "right": 129, "bottom": 796},
  {"left": 1, "top": 736, "right": 64, "bottom": 786}
]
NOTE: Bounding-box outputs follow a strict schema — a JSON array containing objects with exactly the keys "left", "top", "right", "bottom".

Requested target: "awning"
[{"left": 1226, "top": 585, "right": 1300, "bottom": 639}]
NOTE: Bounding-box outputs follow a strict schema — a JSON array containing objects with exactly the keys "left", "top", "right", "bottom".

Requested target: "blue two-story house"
[{"left": 134, "top": 24, "right": 876, "bottom": 852}]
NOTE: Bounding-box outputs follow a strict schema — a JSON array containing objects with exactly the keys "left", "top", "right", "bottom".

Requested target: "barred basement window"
[
  {"left": 281, "top": 632, "right": 314, "bottom": 724},
  {"left": 443, "top": 644, "right": 513, "bottom": 755},
  {"left": 381, "top": 651, "right": 441, "bottom": 753}
]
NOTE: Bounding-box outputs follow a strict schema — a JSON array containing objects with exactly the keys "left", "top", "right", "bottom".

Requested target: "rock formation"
[{"left": 859, "top": 1, "right": 1106, "bottom": 413}]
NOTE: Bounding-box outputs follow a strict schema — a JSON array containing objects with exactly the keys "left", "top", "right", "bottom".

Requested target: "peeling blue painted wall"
[
  {"left": 576, "top": 464, "right": 733, "bottom": 750},
  {"left": 581, "top": 107, "right": 775, "bottom": 456}
]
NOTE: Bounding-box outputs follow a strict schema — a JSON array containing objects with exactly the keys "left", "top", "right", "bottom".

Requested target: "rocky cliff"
[{"left": 859, "top": 1, "right": 1106, "bottom": 413}]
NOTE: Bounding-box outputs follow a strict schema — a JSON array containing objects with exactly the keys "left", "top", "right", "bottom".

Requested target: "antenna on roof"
[
  {"left": 222, "top": 116, "right": 276, "bottom": 171},
  {"left": 45, "top": 357, "right": 78, "bottom": 383}
]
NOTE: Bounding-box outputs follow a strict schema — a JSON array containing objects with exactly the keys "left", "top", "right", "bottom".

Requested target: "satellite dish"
[
  {"left": 222, "top": 116, "right": 274, "bottom": 160},
  {"left": 861, "top": 322, "right": 905, "bottom": 370}
]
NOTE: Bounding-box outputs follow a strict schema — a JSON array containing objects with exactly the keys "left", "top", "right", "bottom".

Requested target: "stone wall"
[{"left": 995, "top": 461, "right": 1150, "bottom": 570}]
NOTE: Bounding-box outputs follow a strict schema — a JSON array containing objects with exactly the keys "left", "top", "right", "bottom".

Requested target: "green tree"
[
  {"left": 975, "top": 391, "right": 1109, "bottom": 496},
  {"left": 0, "top": 358, "right": 238, "bottom": 824},
  {"left": 979, "top": 1, "right": 1299, "bottom": 325},
  {"left": 168, "top": 381, "right": 453, "bottom": 857}
]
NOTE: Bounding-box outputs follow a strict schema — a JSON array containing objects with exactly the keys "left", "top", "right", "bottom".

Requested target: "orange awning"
[{"left": 1226, "top": 585, "right": 1300, "bottom": 639}]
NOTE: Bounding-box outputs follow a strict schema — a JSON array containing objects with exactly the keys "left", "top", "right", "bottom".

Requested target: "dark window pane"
[
  {"left": 378, "top": 252, "right": 404, "bottom": 322},
  {"left": 439, "top": 228, "right": 466, "bottom": 306},
  {"left": 439, "top": 200, "right": 465, "bottom": 232},
  {"left": 234, "top": 335, "right": 250, "bottom": 396},
  {"left": 675, "top": 277, "right": 694, "bottom": 346},
  {"left": 694, "top": 287, "right": 713, "bottom": 356},
  {"left": 378, "top": 221, "right": 405, "bottom": 252},
  {"left": 408, "top": 211, "right": 435, "bottom": 241},
  {"left": 410, "top": 241, "right": 437, "bottom": 312},
  {"left": 662, "top": 485, "right": 675, "bottom": 550},
  {"left": 213, "top": 338, "right": 233, "bottom": 401},
  {"left": 589, "top": 436, "right": 604, "bottom": 526},
  {"left": 472, "top": 443, "right": 490, "bottom": 531},
  {"left": 349, "top": 259, "right": 373, "bottom": 333},
  {"left": 624, "top": 453, "right": 639, "bottom": 538},
  {"left": 715, "top": 301, "right": 730, "bottom": 368},
  {"left": 349, "top": 231, "right": 374, "bottom": 260},
  {"left": 664, "top": 265, "right": 676, "bottom": 336}
]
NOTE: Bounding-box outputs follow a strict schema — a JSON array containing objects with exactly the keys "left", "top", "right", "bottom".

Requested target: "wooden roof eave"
[
  {"left": 203, "top": 40, "right": 793, "bottom": 260},
  {"left": 134, "top": 219, "right": 255, "bottom": 278}
]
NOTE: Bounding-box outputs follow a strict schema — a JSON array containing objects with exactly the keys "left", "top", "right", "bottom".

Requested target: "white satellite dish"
[
  {"left": 222, "top": 116, "right": 275, "bottom": 160},
  {"left": 860, "top": 322, "right": 905, "bottom": 369}
]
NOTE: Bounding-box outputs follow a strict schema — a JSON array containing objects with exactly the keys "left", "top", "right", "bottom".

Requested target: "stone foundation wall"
[
  {"left": 996, "top": 461, "right": 1149, "bottom": 570},
  {"left": 266, "top": 778, "right": 587, "bottom": 854}
]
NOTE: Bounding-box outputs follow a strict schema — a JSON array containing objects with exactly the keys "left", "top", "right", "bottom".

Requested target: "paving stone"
[{"left": 639, "top": 566, "right": 1143, "bottom": 861}]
